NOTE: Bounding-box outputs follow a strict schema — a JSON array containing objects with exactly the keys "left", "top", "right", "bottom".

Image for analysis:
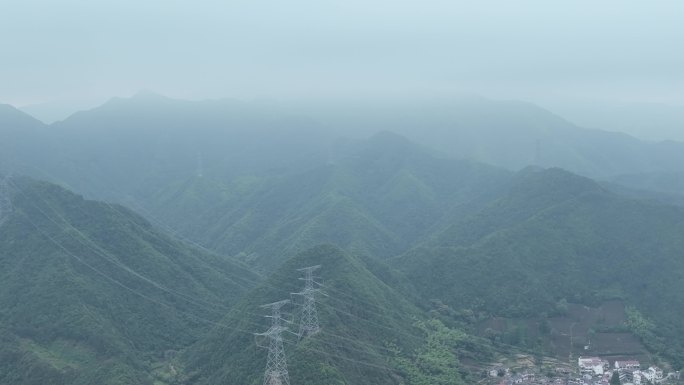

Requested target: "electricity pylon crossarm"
[
  {"left": 292, "top": 265, "right": 322, "bottom": 340},
  {"left": 255, "top": 300, "right": 291, "bottom": 385}
]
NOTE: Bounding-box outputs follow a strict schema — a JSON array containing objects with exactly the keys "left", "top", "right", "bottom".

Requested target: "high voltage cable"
[
  {"left": 7, "top": 161, "right": 416, "bottom": 331},
  {"left": 12, "top": 172, "right": 414, "bottom": 346},
  {"left": 286, "top": 329, "right": 401, "bottom": 362},
  {"left": 9, "top": 176, "right": 414, "bottom": 355},
  {"left": 10, "top": 207, "right": 406, "bottom": 375},
  {"left": 2, "top": 162, "right": 538, "bottom": 379},
  {"left": 313, "top": 299, "right": 425, "bottom": 344},
  {"left": 7, "top": 173, "right": 479, "bottom": 354},
  {"left": 5, "top": 160, "right": 413, "bottom": 323},
  {"left": 313, "top": 279, "right": 412, "bottom": 316},
  {"left": 7, "top": 177, "right": 236, "bottom": 315},
  {"left": 14, "top": 158, "right": 407, "bottom": 318},
  {"left": 2, "top": 160, "right": 271, "bottom": 294},
  {"left": 12, "top": 173, "right": 432, "bottom": 360},
  {"left": 12, "top": 199, "right": 453, "bottom": 376},
  {"left": 316, "top": 284, "right": 419, "bottom": 326},
  {"left": 7, "top": 187, "right": 413, "bottom": 376},
  {"left": 9, "top": 177, "right": 301, "bottom": 325},
  {"left": 282, "top": 336, "right": 401, "bottom": 374},
  {"left": 7, "top": 178, "right": 513, "bottom": 380},
  {"left": 9, "top": 194, "right": 287, "bottom": 336}
]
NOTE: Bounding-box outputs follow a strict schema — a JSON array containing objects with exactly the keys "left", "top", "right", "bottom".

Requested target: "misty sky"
[{"left": 1, "top": 0, "right": 683, "bottom": 109}]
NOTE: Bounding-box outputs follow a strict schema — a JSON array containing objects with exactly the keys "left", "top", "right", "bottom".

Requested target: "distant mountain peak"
[
  {"left": 509, "top": 167, "right": 605, "bottom": 202},
  {"left": 0, "top": 103, "right": 46, "bottom": 129}
]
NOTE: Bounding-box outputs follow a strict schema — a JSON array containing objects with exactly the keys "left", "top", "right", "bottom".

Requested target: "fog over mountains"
[
  {"left": 2, "top": 93, "right": 684, "bottom": 384},
  {"left": 3, "top": 0, "right": 684, "bottom": 383},
  {"left": 4, "top": 93, "right": 684, "bottom": 195}
]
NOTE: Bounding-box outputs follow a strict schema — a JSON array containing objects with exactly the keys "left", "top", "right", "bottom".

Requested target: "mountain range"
[
  {"left": 1, "top": 94, "right": 684, "bottom": 383},
  {"left": 0, "top": 176, "right": 258, "bottom": 384}
]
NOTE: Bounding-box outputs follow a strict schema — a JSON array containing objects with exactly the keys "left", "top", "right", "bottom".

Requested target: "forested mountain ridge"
[
  {"left": 298, "top": 97, "right": 684, "bottom": 178},
  {"left": 1, "top": 93, "right": 334, "bottom": 203},
  {"left": 153, "top": 131, "right": 511, "bottom": 271},
  {"left": 3, "top": 95, "right": 684, "bottom": 382},
  {"left": 0, "top": 176, "right": 260, "bottom": 385},
  {"left": 2, "top": 165, "right": 684, "bottom": 384},
  {"left": 396, "top": 168, "right": 684, "bottom": 367},
  {"left": 184, "top": 244, "right": 493, "bottom": 385},
  {"left": 5, "top": 94, "right": 684, "bottom": 234}
]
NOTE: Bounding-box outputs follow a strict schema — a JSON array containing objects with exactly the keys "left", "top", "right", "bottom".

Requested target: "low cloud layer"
[{"left": 2, "top": 0, "right": 683, "bottom": 108}]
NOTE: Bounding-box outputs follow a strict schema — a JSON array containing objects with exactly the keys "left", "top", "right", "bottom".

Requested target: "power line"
[
  {"left": 256, "top": 300, "right": 292, "bottom": 385},
  {"left": 313, "top": 298, "right": 425, "bottom": 345},
  {"left": 6, "top": 193, "right": 291, "bottom": 348},
  {"left": 8, "top": 182, "right": 441, "bottom": 382},
  {"left": 8, "top": 174, "right": 429, "bottom": 372},
  {"left": 3, "top": 159, "right": 269, "bottom": 294},
  {"left": 9, "top": 172, "right": 415, "bottom": 349},
  {"left": 0, "top": 162, "right": 527, "bottom": 382},
  {"left": 292, "top": 265, "right": 322, "bottom": 340},
  {"left": 7, "top": 165, "right": 421, "bottom": 335},
  {"left": 3, "top": 159, "right": 411, "bottom": 322},
  {"left": 7, "top": 177, "right": 236, "bottom": 315}
]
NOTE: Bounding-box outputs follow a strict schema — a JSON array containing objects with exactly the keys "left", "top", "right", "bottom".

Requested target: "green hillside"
[
  {"left": 148, "top": 132, "right": 510, "bottom": 271},
  {"left": 7, "top": 95, "right": 684, "bottom": 266},
  {"left": 183, "top": 244, "right": 496, "bottom": 385},
  {"left": 396, "top": 168, "right": 684, "bottom": 367},
  {"left": 4, "top": 100, "right": 684, "bottom": 382},
  {"left": 0, "top": 176, "right": 260, "bottom": 384},
  {"left": 7, "top": 93, "right": 334, "bottom": 203},
  {"left": 304, "top": 97, "right": 684, "bottom": 178}
]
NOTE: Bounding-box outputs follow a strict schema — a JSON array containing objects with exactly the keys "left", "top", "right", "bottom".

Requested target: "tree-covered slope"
[
  {"left": 153, "top": 132, "right": 510, "bottom": 271},
  {"left": 396, "top": 168, "right": 684, "bottom": 367},
  {"left": 183, "top": 244, "right": 479, "bottom": 385},
  {"left": 1, "top": 93, "right": 334, "bottom": 204},
  {"left": 304, "top": 97, "right": 684, "bottom": 178},
  {"left": 0, "top": 176, "right": 260, "bottom": 384}
]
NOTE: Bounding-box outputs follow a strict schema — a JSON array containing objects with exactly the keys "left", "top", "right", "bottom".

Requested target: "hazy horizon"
[
  {"left": 3, "top": 0, "right": 684, "bottom": 140},
  {"left": 3, "top": 1, "right": 683, "bottom": 104},
  {"left": 4, "top": 3, "right": 684, "bottom": 383},
  {"left": 8, "top": 90, "right": 684, "bottom": 143}
]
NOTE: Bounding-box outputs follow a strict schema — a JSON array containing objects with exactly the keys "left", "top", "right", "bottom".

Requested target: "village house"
[
  {"left": 615, "top": 360, "right": 641, "bottom": 371},
  {"left": 642, "top": 366, "right": 664, "bottom": 383},
  {"left": 579, "top": 357, "right": 609, "bottom": 376},
  {"left": 615, "top": 360, "right": 641, "bottom": 384},
  {"left": 489, "top": 365, "right": 510, "bottom": 377}
]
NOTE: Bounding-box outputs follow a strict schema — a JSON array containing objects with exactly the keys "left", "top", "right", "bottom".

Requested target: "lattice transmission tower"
[
  {"left": 292, "top": 265, "right": 322, "bottom": 340},
  {"left": 255, "top": 300, "right": 291, "bottom": 385}
]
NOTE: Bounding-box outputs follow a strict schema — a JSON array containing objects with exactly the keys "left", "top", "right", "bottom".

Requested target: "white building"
[
  {"left": 615, "top": 360, "right": 641, "bottom": 371},
  {"left": 645, "top": 366, "right": 663, "bottom": 383},
  {"left": 579, "top": 357, "right": 608, "bottom": 376}
]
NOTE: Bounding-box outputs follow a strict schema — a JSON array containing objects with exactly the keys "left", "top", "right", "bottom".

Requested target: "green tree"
[
  {"left": 611, "top": 371, "right": 621, "bottom": 385},
  {"left": 393, "top": 319, "right": 465, "bottom": 385}
]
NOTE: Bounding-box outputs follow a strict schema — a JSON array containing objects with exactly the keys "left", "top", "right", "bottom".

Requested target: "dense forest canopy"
[{"left": 1, "top": 95, "right": 684, "bottom": 384}]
